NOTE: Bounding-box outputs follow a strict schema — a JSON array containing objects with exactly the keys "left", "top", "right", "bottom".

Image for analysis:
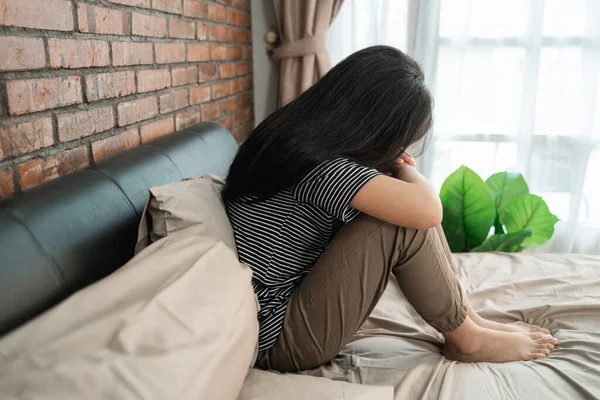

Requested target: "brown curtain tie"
[{"left": 272, "top": 34, "right": 327, "bottom": 59}]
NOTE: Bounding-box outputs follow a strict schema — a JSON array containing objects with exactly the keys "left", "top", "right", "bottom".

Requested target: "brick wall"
[{"left": 0, "top": 0, "right": 253, "bottom": 199}]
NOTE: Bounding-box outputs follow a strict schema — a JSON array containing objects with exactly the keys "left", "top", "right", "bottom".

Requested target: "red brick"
[
  {"left": 230, "top": 76, "right": 250, "bottom": 94},
  {"left": 226, "top": 9, "right": 239, "bottom": 25},
  {"left": 227, "top": 46, "right": 242, "bottom": 61},
  {"left": 57, "top": 106, "right": 115, "bottom": 142},
  {"left": 141, "top": 117, "right": 175, "bottom": 143},
  {"left": 78, "top": 4, "right": 129, "bottom": 35},
  {"left": 210, "top": 45, "right": 227, "bottom": 61},
  {"left": 92, "top": 128, "right": 140, "bottom": 162},
  {"left": 196, "top": 23, "right": 208, "bottom": 40},
  {"left": 220, "top": 98, "right": 237, "bottom": 114},
  {"left": 0, "top": 168, "right": 14, "bottom": 198},
  {"left": 219, "top": 64, "right": 234, "bottom": 79},
  {"left": 169, "top": 18, "right": 195, "bottom": 39},
  {"left": 18, "top": 158, "right": 59, "bottom": 190},
  {"left": 234, "top": 61, "right": 250, "bottom": 76},
  {"left": 216, "top": 0, "right": 232, "bottom": 5},
  {"left": 155, "top": 43, "right": 186, "bottom": 64},
  {"left": 17, "top": 148, "right": 88, "bottom": 187},
  {"left": 0, "top": 117, "right": 53, "bottom": 160},
  {"left": 56, "top": 146, "right": 89, "bottom": 175},
  {"left": 0, "top": 37, "right": 45, "bottom": 72},
  {"left": 189, "top": 86, "right": 211, "bottom": 105},
  {"left": 207, "top": 3, "right": 227, "bottom": 22},
  {"left": 208, "top": 25, "right": 219, "bottom": 41},
  {"left": 175, "top": 107, "right": 201, "bottom": 130},
  {"left": 183, "top": 0, "right": 206, "bottom": 18},
  {"left": 48, "top": 38, "right": 109, "bottom": 69},
  {"left": 132, "top": 13, "right": 167, "bottom": 38},
  {"left": 242, "top": 46, "right": 252, "bottom": 60},
  {"left": 172, "top": 66, "right": 198, "bottom": 86},
  {"left": 153, "top": 0, "right": 183, "bottom": 14},
  {"left": 217, "top": 26, "right": 233, "bottom": 42},
  {"left": 236, "top": 92, "right": 252, "bottom": 108},
  {"left": 227, "top": 10, "right": 249, "bottom": 27},
  {"left": 7, "top": 76, "right": 82, "bottom": 115},
  {"left": 232, "top": 123, "right": 251, "bottom": 143},
  {"left": 220, "top": 115, "right": 232, "bottom": 130},
  {"left": 211, "top": 82, "right": 229, "bottom": 99},
  {"left": 232, "top": 108, "right": 251, "bottom": 128},
  {"left": 107, "top": 0, "right": 150, "bottom": 7},
  {"left": 137, "top": 69, "right": 171, "bottom": 93},
  {"left": 86, "top": 71, "right": 136, "bottom": 101},
  {"left": 233, "top": 29, "right": 250, "bottom": 44},
  {"left": 232, "top": 0, "right": 249, "bottom": 11},
  {"left": 201, "top": 103, "right": 220, "bottom": 121},
  {"left": 160, "top": 89, "right": 189, "bottom": 114},
  {"left": 118, "top": 97, "right": 158, "bottom": 126},
  {"left": 199, "top": 63, "right": 218, "bottom": 82},
  {"left": 187, "top": 44, "right": 209, "bottom": 62},
  {"left": 112, "top": 42, "right": 154, "bottom": 66},
  {"left": 240, "top": 13, "right": 250, "bottom": 27},
  {"left": 0, "top": 0, "right": 73, "bottom": 31},
  {"left": 18, "top": 149, "right": 87, "bottom": 189}
]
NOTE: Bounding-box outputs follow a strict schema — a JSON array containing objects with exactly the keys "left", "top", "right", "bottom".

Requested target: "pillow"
[
  {"left": 135, "top": 175, "right": 259, "bottom": 368},
  {"left": 0, "top": 235, "right": 258, "bottom": 400},
  {"left": 135, "top": 175, "right": 236, "bottom": 254}
]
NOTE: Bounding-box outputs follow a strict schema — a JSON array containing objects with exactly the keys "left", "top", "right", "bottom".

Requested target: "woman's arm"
[{"left": 349, "top": 163, "right": 442, "bottom": 229}]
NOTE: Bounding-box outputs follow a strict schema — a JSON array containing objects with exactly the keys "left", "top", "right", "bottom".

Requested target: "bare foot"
[
  {"left": 443, "top": 317, "right": 558, "bottom": 363},
  {"left": 464, "top": 300, "right": 551, "bottom": 335},
  {"left": 474, "top": 317, "right": 551, "bottom": 335},
  {"left": 510, "top": 321, "right": 551, "bottom": 334}
]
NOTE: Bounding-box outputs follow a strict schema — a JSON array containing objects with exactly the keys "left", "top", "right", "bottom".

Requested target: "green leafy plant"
[{"left": 440, "top": 166, "right": 559, "bottom": 253}]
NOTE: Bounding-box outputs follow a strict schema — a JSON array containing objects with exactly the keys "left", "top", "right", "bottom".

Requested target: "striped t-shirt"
[{"left": 225, "top": 158, "right": 381, "bottom": 351}]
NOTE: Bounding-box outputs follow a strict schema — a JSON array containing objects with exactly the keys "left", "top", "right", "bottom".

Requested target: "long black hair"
[{"left": 222, "top": 45, "right": 433, "bottom": 202}]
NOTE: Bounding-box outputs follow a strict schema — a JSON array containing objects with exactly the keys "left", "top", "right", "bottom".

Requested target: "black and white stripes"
[{"left": 225, "top": 158, "right": 380, "bottom": 351}]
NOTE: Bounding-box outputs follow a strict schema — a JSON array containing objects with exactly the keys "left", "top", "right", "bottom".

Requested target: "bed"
[
  {"left": 300, "top": 252, "right": 600, "bottom": 399},
  {"left": 1, "top": 123, "right": 599, "bottom": 399}
]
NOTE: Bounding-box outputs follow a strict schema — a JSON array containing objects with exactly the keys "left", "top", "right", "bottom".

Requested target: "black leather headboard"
[{"left": 0, "top": 122, "right": 238, "bottom": 337}]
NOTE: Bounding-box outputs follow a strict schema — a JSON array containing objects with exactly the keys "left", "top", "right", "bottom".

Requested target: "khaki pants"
[{"left": 255, "top": 214, "right": 467, "bottom": 372}]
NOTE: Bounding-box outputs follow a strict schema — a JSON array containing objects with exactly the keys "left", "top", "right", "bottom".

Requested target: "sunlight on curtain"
[
  {"left": 417, "top": 0, "right": 600, "bottom": 254},
  {"left": 327, "top": 0, "right": 410, "bottom": 65},
  {"left": 327, "top": 0, "right": 600, "bottom": 254}
]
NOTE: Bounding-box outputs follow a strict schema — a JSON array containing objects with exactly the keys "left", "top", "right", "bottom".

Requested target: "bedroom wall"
[{"left": 0, "top": 0, "right": 254, "bottom": 199}]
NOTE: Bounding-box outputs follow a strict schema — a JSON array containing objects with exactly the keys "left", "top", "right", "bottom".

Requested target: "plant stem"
[{"left": 494, "top": 215, "right": 505, "bottom": 235}]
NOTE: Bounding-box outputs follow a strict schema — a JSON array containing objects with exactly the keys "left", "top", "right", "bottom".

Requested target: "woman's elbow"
[{"left": 417, "top": 198, "right": 443, "bottom": 229}]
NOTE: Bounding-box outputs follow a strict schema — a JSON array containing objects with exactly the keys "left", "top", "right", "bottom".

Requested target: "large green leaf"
[
  {"left": 501, "top": 194, "right": 559, "bottom": 248},
  {"left": 470, "top": 229, "right": 532, "bottom": 252},
  {"left": 440, "top": 166, "right": 496, "bottom": 252},
  {"left": 486, "top": 172, "right": 529, "bottom": 214}
]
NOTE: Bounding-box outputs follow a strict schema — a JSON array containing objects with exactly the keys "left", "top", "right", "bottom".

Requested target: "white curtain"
[
  {"left": 327, "top": 0, "right": 600, "bottom": 254},
  {"left": 327, "top": 0, "right": 411, "bottom": 65}
]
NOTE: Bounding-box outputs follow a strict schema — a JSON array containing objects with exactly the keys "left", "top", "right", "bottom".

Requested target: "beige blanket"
[{"left": 302, "top": 252, "right": 600, "bottom": 399}]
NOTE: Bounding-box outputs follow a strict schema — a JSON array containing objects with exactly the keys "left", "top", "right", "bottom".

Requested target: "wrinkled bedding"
[{"left": 301, "top": 252, "right": 600, "bottom": 399}]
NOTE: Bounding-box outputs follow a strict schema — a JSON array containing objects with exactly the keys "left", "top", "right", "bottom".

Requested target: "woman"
[{"left": 223, "top": 46, "right": 557, "bottom": 372}]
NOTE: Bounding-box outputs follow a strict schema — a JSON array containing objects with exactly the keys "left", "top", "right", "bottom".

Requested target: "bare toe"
[
  {"left": 531, "top": 332, "right": 546, "bottom": 340},
  {"left": 512, "top": 321, "right": 551, "bottom": 334},
  {"left": 531, "top": 353, "right": 547, "bottom": 359},
  {"left": 537, "top": 343, "right": 554, "bottom": 351}
]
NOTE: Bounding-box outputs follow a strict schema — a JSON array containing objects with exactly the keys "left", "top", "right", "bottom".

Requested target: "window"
[{"left": 425, "top": 0, "right": 600, "bottom": 225}]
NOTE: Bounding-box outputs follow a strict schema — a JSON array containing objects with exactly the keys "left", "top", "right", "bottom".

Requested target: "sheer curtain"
[
  {"left": 327, "top": 0, "right": 410, "bottom": 65},
  {"left": 327, "top": 0, "right": 600, "bottom": 254}
]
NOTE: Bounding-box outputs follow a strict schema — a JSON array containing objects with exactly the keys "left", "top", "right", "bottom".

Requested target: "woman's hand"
[
  {"left": 351, "top": 154, "right": 443, "bottom": 230},
  {"left": 395, "top": 152, "right": 416, "bottom": 167},
  {"left": 392, "top": 153, "right": 417, "bottom": 180}
]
